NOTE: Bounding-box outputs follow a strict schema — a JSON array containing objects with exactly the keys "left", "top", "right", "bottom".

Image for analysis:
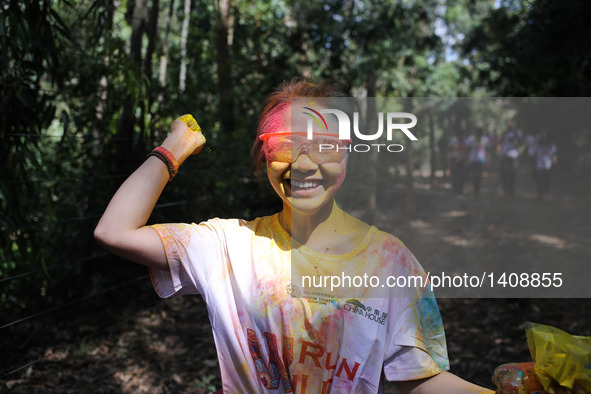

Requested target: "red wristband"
[{"left": 148, "top": 146, "right": 179, "bottom": 181}]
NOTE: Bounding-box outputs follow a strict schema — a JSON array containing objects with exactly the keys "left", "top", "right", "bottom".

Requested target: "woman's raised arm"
[{"left": 94, "top": 116, "right": 206, "bottom": 270}]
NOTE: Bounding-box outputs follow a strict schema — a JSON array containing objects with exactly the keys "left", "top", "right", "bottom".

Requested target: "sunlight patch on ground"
[
  {"left": 113, "top": 365, "right": 152, "bottom": 392},
  {"left": 409, "top": 219, "right": 437, "bottom": 235},
  {"left": 441, "top": 210, "right": 469, "bottom": 218},
  {"left": 529, "top": 233, "right": 568, "bottom": 249},
  {"left": 442, "top": 235, "right": 474, "bottom": 247},
  {"left": 410, "top": 219, "right": 431, "bottom": 229},
  {"left": 415, "top": 182, "right": 433, "bottom": 190}
]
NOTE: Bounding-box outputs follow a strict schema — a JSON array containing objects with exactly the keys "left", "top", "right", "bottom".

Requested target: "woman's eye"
[
  {"left": 269, "top": 139, "right": 291, "bottom": 150},
  {"left": 315, "top": 139, "right": 340, "bottom": 146}
]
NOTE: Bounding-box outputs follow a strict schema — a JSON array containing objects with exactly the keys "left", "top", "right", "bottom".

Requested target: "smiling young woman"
[{"left": 94, "top": 79, "right": 493, "bottom": 393}]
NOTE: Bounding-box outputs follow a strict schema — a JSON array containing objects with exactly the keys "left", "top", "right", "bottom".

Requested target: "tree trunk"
[
  {"left": 365, "top": 71, "right": 378, "bottom": 225},
  {"left": 405, "top": 99, "right": 415, "bottom": 220},
  {"left": 118, "top": 0, "right": 148, "bottom": 170},
  {"left": 440, "top": 116, "right": 449, "bottom": 178},
  {"left": 140, "top": 0, "right": 159, "bottom": 146},
  {"left": 93, "top": 0, "right": 114, "bottom": 158},
  {"left": 214, "top": 0, "right": 235, "bottom": 133},
  {"left": 179, "top": 0, "right": 191, "bottom": 92},
  {"left": 429, "top": 108, "right": 436, "bottom": 188},
  {"left": 144, "top": 0, "right": 159, "bottom": 84},
  {"left": 159, "top": 0, "right": 175, "bottom": 92},
  {"left": 129, "top": 0, "right": 148, "bottom": 66}
]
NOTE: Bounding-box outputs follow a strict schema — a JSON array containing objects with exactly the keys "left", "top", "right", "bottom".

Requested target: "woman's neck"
[{"left": 279, "top": 201, "right": 349, "bottom": 248}]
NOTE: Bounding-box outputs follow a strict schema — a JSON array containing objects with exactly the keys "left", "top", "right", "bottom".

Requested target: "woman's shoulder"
[
  {"left": 329, "top": 215, "right": 409, "bottom": 263},
  {"left": 190, "top": 213, "right": 274, "bottom": 226},
  {"left": 364, "top": 223, "right": 407, "bottom": 251},
  {"left": 362, "top": 224, "right": 425, "bottom": 271},
  {"left": 192, "top": 213, "right": 281, "bottom": 236}
]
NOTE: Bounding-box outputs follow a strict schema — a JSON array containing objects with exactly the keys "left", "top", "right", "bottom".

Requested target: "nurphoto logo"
[{"left": 304, "top": 106, "right": 419, "bottom": 153}]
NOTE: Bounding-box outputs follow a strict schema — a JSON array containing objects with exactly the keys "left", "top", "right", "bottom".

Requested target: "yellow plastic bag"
[{"left": 526, "top": 322, "right": 591, "bottom": 394}]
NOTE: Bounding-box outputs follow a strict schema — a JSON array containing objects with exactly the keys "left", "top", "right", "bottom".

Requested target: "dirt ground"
[{"left": 2, "top": 164, "right": 590, "bottom": 393}]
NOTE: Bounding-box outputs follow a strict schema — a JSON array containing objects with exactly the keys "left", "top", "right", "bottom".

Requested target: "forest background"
[{"left": 2, "top": 0, "right": 591, "bottom": 392}]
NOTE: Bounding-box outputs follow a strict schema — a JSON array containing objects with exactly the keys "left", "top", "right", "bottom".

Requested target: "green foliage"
[
  {"left": 461, "top": 0, "right": 591, "bottom": 96},
  {"left": 191, "top": 373, "right": 218, "bottom": 392},
  {"left": 1, "top": 0, "right": 75, "bottom": 322}
]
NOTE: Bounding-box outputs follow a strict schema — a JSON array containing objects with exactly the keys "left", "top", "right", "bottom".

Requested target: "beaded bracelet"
[{"left": 148, "top": 146, "right": 179, "bottom": 181}]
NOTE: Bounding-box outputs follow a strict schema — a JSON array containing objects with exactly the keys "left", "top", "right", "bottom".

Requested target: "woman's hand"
[
  {"left": 397, "top": 371, "right": 495, "bottom": 394},
  {"left": 162, "top": 114, "right": 207, "bottom": 164}
]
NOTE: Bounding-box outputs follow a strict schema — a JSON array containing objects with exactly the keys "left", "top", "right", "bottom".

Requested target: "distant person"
[
  {"left": 499, "top": 120, "right": 522, "bottom": 195},
  {"left": 534, "top": 133, "right": 557, "bottom": 200},
  {"left": 448, "top": 130, "right": 468, "bottom": 194},
  {"left": 487, "top": 129, "right": 499, "bottom": 161},
  {"left": 465, "top": 127, "right": 490, "bottom": 196},
  {"left": 524, "top": 132, "right": 539, "bottom": 181}
]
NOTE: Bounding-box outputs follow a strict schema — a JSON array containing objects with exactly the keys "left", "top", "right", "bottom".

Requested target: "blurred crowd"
[{"left": 446, "top": 120, "right": 557, "bottom": 200}]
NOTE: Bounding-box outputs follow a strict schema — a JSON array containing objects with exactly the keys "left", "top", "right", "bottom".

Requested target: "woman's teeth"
[{"left": 290, "top": 179, "right": 321, "bottom": 189}]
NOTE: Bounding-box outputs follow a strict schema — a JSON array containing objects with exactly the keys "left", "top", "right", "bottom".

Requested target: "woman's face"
[{"left": 265, "top": 105, "right": 348, "bottom": 215}]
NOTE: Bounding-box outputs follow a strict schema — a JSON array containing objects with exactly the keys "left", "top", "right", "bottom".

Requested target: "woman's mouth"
[
  {"left": 290, "top": 179, "right": 322, "bottom": 189},
  {"left": 286, "top": 179, "right": 324, "bottom": 195}
]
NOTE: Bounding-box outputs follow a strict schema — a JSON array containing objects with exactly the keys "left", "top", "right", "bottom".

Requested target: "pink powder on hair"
[{"left": 259, "top": 102, "right": 291, "bottom": 137}]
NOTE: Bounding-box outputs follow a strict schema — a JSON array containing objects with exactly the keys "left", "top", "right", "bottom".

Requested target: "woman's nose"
[{"left": 291, "top": 147, "right": 318, "bottom": 171}]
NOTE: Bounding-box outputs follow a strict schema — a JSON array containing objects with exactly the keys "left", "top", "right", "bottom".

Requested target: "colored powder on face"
[
  {"left": 334, "top": 166, "right": 347, "bottom": 190},
  {"left": 179, "top": 114, "right": 202, "bottom": 133}
]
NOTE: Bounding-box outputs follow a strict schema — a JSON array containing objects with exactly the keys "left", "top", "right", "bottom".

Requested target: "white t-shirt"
[
  {"left": 535, "top": 143, "right": 557, "bottom": 170},
  {"left": 149, "top": 214, "right": 449, "bottom": 393},
  {"left": 501, "top": 129, "right": 522, "bottom": 159},
  {"left": 466, "top": 135, "right": 490, "bottom": 164}
]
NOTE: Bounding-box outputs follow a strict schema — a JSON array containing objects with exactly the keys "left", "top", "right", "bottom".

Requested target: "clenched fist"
[{"left": 169, "top": 114, "right": 206, "bottom": 156}]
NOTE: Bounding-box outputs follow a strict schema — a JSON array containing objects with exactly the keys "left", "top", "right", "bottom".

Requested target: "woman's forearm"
[
  {"left": 397, "top": 371, "right": 495, "bottom": 394},
  {"left": 94, "top": 155, "right": 169, "bottom": 239}
]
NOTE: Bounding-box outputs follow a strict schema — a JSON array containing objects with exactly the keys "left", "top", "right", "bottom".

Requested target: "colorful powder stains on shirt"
[{"left": 149, "top": 214, "right": 449, "bottom": 393}]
